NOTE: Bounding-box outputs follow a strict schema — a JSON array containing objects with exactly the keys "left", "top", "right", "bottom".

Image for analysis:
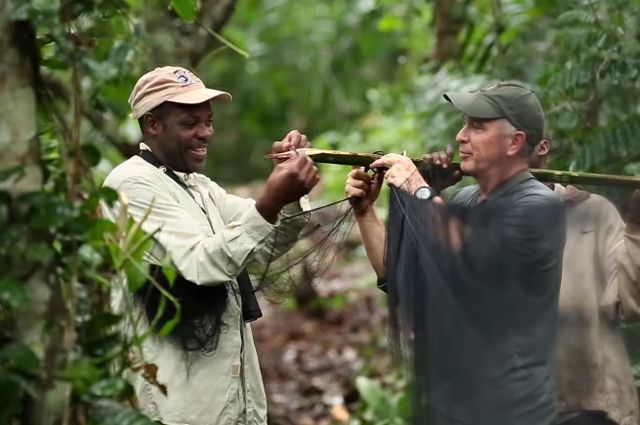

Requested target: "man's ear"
[
  {"left": 537, "top": 139, "right": 550, "bottom": 156},
  {"left": 506, "top": 131, "right": 526, "bottom": 157},
  {"left": 143, "top": 113, "right": 163, "bottom": 137}
]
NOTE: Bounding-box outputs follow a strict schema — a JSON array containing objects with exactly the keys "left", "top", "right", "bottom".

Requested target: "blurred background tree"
[{"left": 2, "top": 0, "right": 640, "bottom": 423}]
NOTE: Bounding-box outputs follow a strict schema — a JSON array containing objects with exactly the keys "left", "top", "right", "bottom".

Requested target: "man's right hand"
[
  {"left": 256, "top": 154, "right": 319, "bottom": 223},
  {"left": 345, "top": 167, "right": 384, "bottom": 216},
  {"left": 422, "top": 145, "right": 462, "bottom": 193}
]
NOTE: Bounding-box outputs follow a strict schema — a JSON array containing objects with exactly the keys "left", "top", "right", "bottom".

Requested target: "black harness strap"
[
  {"left": 139, "top": 150, "right": 206, "bottom": 213},
  {"left": 138, "top": 150, "right": 262, "bottom": 322}
]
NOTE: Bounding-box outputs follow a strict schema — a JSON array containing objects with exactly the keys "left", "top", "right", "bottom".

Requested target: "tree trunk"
[
  {"left": 0, "top": 1, "right": 41, "bottom": 193},
  {"left": 0, "top": 4, "right": 66, "bottom": 425},
  {"left": 432, "top": 0, "right": 465, "bottom": 62}
]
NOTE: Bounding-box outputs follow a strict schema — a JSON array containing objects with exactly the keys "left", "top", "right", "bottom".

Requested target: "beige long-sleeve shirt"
[
  {"left": 102, "top": 146, "right": 309, "bottom": 425},
  {"left": 554, "top": 184, "right": 640, "bottom": 425}
]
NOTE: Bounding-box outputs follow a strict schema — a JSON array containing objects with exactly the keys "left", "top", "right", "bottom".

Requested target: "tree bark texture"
[{"left": 0, "top": 0, "right": 41, "bottom": 193}]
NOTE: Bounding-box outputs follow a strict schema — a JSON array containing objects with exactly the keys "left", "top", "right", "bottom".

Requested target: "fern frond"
[{"left": 575, "top": 118, "right": 640, "bottom": 170}]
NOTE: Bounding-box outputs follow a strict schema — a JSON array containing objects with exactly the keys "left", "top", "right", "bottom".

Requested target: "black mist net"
[{"left": 384, "top": 181, "right": 565, "bottom": 425}]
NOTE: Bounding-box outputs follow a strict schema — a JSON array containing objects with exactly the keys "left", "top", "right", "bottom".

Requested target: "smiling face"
[
  {"left": 455, "top": 116, "right": 522, "bottom": 178},
  {"left": 143, "top": 101, "right": 214, "bottom": 173}
]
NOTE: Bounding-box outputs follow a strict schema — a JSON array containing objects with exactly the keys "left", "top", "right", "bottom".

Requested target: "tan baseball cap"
[{"left": 128, "top": 66, "right": 232, "bottom": 119}]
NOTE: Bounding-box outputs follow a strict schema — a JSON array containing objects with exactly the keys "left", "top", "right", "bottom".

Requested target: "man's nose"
[
  {"left": 455, "top": 127, "right": 468, "bottom": 144},
  {"left": 196, "top": 124, "right": 213, "bottom": 140}
]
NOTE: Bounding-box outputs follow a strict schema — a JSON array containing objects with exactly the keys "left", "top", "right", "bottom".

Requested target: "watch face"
[{"left": 415, "top": 186, "right": 434, "bottom": 200}]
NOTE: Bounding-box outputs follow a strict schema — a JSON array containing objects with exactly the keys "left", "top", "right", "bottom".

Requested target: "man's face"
[
  {"left": 455, "top": 116, "right": 515, "bottom": 177},
  {"left": 147, "top": 102, "right": 214, "bottom": 173}
]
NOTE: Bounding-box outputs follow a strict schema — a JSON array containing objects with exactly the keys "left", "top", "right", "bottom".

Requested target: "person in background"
[{"left": 530, "top": 139, "right": 640, "bottom": 425}]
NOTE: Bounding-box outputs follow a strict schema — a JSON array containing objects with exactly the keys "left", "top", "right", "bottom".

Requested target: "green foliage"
[
  {"left": 1, "top": 1, "right": 188, "bottom": 422},
  {"left": 351, "top": 374, "right": 411, "bottom": 425},
  {"left": 5, "top": 0, "right": 640, "bottom": 423},
  {"left": 90, "top": 399, "right": 160, "bottom": 425},
  {"left": 0, "top": 167, "right": 157, "bottom": 421},
  {"left": 171, "top": 0, "right": 198, "bottom": 22}
]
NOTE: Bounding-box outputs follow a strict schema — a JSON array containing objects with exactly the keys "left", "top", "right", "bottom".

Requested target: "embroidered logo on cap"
[{"left": 173, "top": 69, "right": 200, "bottom": 86}]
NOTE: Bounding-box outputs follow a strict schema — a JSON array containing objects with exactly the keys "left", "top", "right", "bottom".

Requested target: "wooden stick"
[{"left": 266, "top": 148, "right": 640, "bottom": 188}]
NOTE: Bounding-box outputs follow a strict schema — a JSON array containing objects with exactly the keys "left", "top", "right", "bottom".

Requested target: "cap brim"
[
  {"left": 168, "top": 88, "right": 232, "bottom": 105},
  {"left": 443, "top": 92, "right": 502, "bottom": 119}
]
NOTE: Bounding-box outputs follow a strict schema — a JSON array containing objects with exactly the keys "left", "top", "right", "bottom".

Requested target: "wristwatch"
[{"left": 414, "top": 185, "right": 437, "bottom": 200}]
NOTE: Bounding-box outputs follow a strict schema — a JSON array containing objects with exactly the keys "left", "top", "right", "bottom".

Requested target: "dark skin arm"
[
  {"left": 255, "top": 130, "right": 320, "bottom": 223},
  {"left": 422, "top": 145, "right": 462, "bottom": 193}
]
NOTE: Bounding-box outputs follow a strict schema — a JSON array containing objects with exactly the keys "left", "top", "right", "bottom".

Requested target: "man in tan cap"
[
  {"left": 345, "top": 81, "right": 565, "bottom": 425},
  {"left": 102, "top": 66, "right": 319, "bottom": 424}
]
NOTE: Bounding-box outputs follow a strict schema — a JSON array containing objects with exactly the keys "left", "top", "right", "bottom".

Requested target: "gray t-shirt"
[{"left": 385, "top": 171, "right": 565, "bottom": 425}]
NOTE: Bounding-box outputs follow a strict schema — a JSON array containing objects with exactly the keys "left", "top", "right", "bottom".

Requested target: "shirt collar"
[
  {"left": 138, "top": 142, "right": 195, "bottom": 185},
  {"left": 484, "top": 171, "right": 535, "bottom": 202}
]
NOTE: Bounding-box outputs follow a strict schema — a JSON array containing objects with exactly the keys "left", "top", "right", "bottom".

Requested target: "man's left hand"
[
  {"left": 271, "top": 130, "right": 311, "bottom": 163},
  {"left": 369, "top": 153, "right": 428, "bottom": 194}
]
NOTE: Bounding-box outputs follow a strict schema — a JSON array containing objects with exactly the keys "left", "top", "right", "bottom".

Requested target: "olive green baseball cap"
[{"left": 443, "top": 81, "right": 545, "bottom": 146}]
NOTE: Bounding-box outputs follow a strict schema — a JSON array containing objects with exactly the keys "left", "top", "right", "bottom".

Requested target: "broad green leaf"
[
  {"left": 62, "top": 358, "right": 103, "bottom": 394},
  {"left": 99, "top": 187, "right": 119, "bottom": 205},
  {"left": 90, "top": 398, "right": 161, "bottom": 425},
  {"left": 171, "top": 0, "right": 198, "bottom": 23},
  {"left": 124, "top": 260, "right": 150, "bottom": 292},
  {"left": 157, "top": 314, "right": 179, "bottom": 337},
  {"left": 79, "top": 243, "right": 104, "bottom": 268},
  {"left": 25, "top": 242, "right": 55, "bottom": 265},
  {"left": 82, "top": 144, "right": 102, "bottom": 167},
  {"left": 85, "top": 219, "right": 118, "bottom": 242},
  {"left": 83, "top": 333, "right": 122, "bottom": 359},
  {"left": 0, "top": 278, "right": 29, "bottom": 308},
  {"left": 0, "top": 342, "right": 40, "bottom": 375},
  {"left": 0, "top": 373, "right": 22, "bottom": 423},
  {"left": 86, "top": 312, "right": 122, "bottom": 336},
  {"left": 355, "top": 375, "right": 385, "bottom": 407},
  {"left": 89, "top": 377, "right": 132, "bottom": 399},
  {"left": 161, "top": 263, "right": 177, "bottom": 287}
]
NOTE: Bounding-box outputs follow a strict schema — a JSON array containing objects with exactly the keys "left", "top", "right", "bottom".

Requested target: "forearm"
[
  {"left": 355, "top": 208, "right": 387, "bottom": 279},
  {"left": 252, "top": 197, "right": 310, "bottom": 265}
]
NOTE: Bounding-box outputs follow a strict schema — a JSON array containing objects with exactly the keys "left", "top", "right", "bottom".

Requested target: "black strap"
[
  {"left": 137, "top": 150, "right": 262, "bottom": 322},
  {"left": 139, "top": 150, "right": 205, "bottom": 213}
]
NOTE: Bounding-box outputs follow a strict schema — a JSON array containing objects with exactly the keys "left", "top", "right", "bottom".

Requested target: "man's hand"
[
  {"left": 422, "top": 145, "right": 462, "bottom": 193},
  {"left": 628, "top": 189, "right": 640, "bottom": 226},
  {"left": 257, "top": 153, "right": 319, "bottom": 222},
  {"left": 345, "top": 167, "right": 384, "bottom": 216},
  {"left": 369, "top": 153, "right": 428, "bottom": 194},
  {"left": 270, "top": 130, "right": 311, "bottom": 164}
]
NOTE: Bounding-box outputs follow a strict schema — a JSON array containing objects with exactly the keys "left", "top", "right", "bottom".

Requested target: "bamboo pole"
[{"left": 266, "top": 148, "right": 640, "bottom": 188}]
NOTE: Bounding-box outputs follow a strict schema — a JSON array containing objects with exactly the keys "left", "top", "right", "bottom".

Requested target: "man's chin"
[
  {"left": 184, "top": 155, "right": 208, "bottom": 174},
  {"left": 460, "top": 162, "right": 475, "bottom": 176},
  {"left": 189, "top": 163, "right": 206, "bottom": 174}
]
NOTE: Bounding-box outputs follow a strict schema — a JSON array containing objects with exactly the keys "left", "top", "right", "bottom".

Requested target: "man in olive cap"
[
  {"left": 102, "top": 66, "right": 320, "bottom": 425},
  {"left": 346, "top": 81, "right": 565, "bottom": 425}
]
